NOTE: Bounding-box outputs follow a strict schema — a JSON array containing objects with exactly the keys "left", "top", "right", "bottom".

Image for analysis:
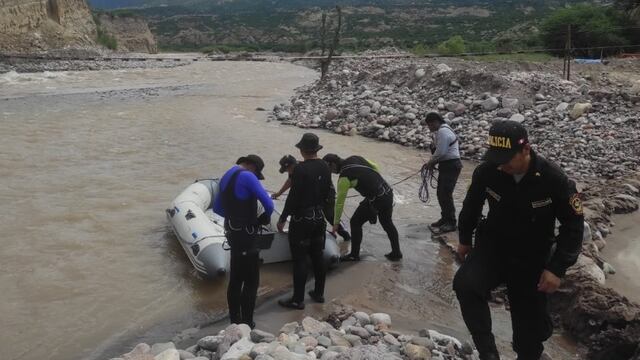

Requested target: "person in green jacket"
[{"left": 322, "top": 154, "right": 402, "bottom": 262}]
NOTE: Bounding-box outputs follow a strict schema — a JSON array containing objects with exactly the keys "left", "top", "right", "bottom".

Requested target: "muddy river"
[{"left": 0, "top": 61, "right": 580, "bottom": 360}]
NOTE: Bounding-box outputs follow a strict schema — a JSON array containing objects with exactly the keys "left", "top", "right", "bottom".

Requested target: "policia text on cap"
[{"left": 453, "top": 120, "right": 584, "bottom": 360}]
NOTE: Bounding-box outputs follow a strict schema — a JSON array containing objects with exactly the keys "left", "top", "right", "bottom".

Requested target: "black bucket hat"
[
  {"left": 483, "top": 120, "right": 529, "bottom": 165},
  {"left": 295, "top": 133, "right": 323, "bottom": 152},
  {"left": 236, "top": 154, "right": 265, "bottom": 180},
  {"left": 278, "top": 155, "right": 298, "bottom": 173}
]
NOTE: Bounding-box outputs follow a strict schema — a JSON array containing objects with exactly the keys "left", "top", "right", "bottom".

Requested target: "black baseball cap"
[
  {"left": 236, "top": 154, "right": 265, "bottom": 180},
  {"left": 278, "top": 155, "right": 297, "bottom": 173},
  {"left": 425, "top": 111, "right": 445, "bottom": 124},
  {"left": 483, "top": 120, "right": 529, "bottom": 165},
  {"left": 322, "top": 153, "right": 341, "bottom": 165}
]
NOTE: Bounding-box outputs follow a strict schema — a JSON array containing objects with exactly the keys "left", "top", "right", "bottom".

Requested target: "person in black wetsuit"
[
  {"left": 277, "top": 133, "right": 332, "bottom": 310},
  {"left": 213, "top": 154, "right": 273, "bottom": 329},
  {"left": 454, "top": 121, "right": 584, "bottom": 360},
  {"left": 272, "top": 154, "right": 351, "bottom": 241},
  {"left": 322, "top": 154, "right": 402, "bottom": 262}
]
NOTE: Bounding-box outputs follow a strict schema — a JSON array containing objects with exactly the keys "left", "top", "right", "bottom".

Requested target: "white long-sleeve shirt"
[{"left": 431, "top": 124, "right": 460, "bottom": 162}]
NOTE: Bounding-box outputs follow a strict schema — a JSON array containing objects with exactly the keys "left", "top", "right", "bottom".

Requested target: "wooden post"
[{"left": 565, "top": 24, "right": 572, "bottom": 81}]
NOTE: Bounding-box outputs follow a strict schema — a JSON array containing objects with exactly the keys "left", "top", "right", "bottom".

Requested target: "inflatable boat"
[{"left": 166, "top": 179, "right": 341, "bottom": 278}]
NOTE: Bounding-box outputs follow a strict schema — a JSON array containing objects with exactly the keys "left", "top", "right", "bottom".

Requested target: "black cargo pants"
[
  {"left": 289, "top": 211, "right": 326, "bottom": 303},
  {"left": 226, "top": 230, "right": 260, "bottom": 327},
  {"left": 436, "top": 159, "right": 462, "bottom": 225},
  {"left": 453, "top": 246, "right": 553, "bottom": 359}
]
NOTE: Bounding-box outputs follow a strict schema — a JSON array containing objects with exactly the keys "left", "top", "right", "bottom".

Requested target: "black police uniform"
[
  {"left": 340, "top": 156, "right": 401, "bottom": 259},
  {"left": 221, "top": 169, "right": 261, "bottom": 327},
  {"left": 280, "top": 159, "right": 332, "bottom": 303},
  {"left": 454, "top": 150, "right": 584, "bottom": 359}
]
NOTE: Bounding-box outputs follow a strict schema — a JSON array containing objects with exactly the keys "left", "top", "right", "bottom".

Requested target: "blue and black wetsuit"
[{"left": 214, "top": 165, "right": 273, "bottom": 328}]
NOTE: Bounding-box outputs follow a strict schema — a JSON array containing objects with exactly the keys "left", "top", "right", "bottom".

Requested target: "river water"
[{"left": 0, "top": 61, "right": 581, "bottom": 360}]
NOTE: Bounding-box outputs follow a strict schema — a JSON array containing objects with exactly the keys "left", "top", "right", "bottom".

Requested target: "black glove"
[{"left": 257, "top": 212, "right": 271, "bottom": 226}]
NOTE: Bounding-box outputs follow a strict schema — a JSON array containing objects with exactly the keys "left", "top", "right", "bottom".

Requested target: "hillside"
[{"left": 87, "top": 0, "right": 589, "bottom": 52}]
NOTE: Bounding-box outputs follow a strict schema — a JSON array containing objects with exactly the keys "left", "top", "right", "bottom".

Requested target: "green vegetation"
[
  {"left": 541, "top": 4, "right": 637, "bottom": 56},
  {"left": 92, "top": 14, "right": 118, "bottom": 50},
  {"left": 466, "top": 53, "right": 555, "bottom": 62},
  {"left": 436, "top": 35, "right": 466, "bottom": 55}
]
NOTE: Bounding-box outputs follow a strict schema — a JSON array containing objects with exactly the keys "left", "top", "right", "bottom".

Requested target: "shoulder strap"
[{"left": 440, "top": 124, "right": 459, "bottom": 146}]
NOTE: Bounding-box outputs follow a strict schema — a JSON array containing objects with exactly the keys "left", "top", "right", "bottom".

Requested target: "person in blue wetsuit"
[{"left": 213, "top": 154, "right": 273, "bottom": 329}]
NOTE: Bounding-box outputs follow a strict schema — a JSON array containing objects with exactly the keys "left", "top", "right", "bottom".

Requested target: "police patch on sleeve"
[{"left": 570, "top": 194, "right": 583, "bottom": 215}]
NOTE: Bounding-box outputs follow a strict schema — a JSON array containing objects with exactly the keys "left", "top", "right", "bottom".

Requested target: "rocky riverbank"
[
  {"left": 269, "top": 53, "right": 640, "bottom": 358},
  {"left": 112, "top": 309, "right": 481, "bottom": 360},
  {"left": 0, "top": 49, "right": 190, "bottom": 73}
]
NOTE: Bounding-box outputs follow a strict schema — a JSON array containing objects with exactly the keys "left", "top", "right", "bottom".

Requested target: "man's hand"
[
  {"left": 426, "top": 159, "right": 436, "bottom": 170},
  {"left": 271, "top": 193, "right": 280, "bottom": 200},
  {"left": 277, "top": 221, "right": 286, "bottom": 233},
  {"left": 330, "top": 224, "right": 339, "bottom": 237},
  {"left": 537, "top": 270, "right": 561, "bottom": 293},
  {"left": 457, "top": 244, "right": 471, "bottom": 261}
]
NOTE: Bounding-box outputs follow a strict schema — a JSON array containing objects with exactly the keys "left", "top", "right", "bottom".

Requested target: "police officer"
[
  {"left": 323, "top": 154, "right": 402, "bottom": 262},
  {"left": 425, "top": 112, "right": 462, "bottom": 234},
  {"left": 277, "top": 134, "right": 332, "bottom": 310},
  {"left": 273, "top": 154, "right": 351, "bottom": 241},
  {"left": 213, "top": 154, "right": 273, "bottom": 329},
  {"left": 454, "top": 120, "right": 584, "bottom": 360}
]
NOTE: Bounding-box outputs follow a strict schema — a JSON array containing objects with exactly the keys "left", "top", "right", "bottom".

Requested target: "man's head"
[
  {"left": 278, "top": 155, "right": 297, "bottom": 175},
  {"left": 483, "top": 120, "right": 531, "bottom": 175},
  {"left": 322, "top": 153, "right": 342, "bottom": 174},
  {"left": 236, "top": 154, "right": 265, "bottom": 180},
  {"left": 295, "top": 133, "right": 323, "bottom": 159},
  {"left": 425, "top": 112, "right": 445, "bottom": 132}
]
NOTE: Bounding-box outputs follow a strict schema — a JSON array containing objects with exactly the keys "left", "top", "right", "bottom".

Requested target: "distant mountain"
[{"left": 88, "top": 0, "right": 591, "bottom": 52}]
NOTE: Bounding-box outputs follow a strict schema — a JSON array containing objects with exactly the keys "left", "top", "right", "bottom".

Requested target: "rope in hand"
[{"left": 418, "top": 163, "right": 438, "bottom": 203}]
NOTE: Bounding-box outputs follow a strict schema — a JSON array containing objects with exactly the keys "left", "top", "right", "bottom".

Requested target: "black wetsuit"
[
  {"left": 454, "top": 151, "right": 584, "bottom": 359},
  {"left": 220, "top": 169, "right": 260, "bottom": 327},
  {"left": 280, "top": 158, "right": 332, "bottom": 303},
  {"left": 339, "top": 156, "right": 401, "bottom": 258}
]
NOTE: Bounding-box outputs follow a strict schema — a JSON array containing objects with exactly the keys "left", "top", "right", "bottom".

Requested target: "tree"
[
  {"left": 320, "top": 6, "right": 342, "bottom": 81},
  {"left": 541, "top": 4, "right": 634, "bottom": 57},
  {"left": 436, "top": 35, "right": 466, "bottom": 55}
]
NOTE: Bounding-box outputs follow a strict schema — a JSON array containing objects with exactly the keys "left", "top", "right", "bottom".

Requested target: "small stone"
[
  {"left": 555, "top": 102, "right": 569, "bottom": 112},
  {"left": 410, "top": 337, "right": 436, "bottom": 350},
  {"left": 221, "top": 337, "right": 255, "bottom": 359},
  {"left": 151, "top": 343, "right": 176, "bottom": 356},
  {"left": 370, "top": 313, "right": 392, "bottom": 327},
  {"left": 358, "top": 106, "right": 371, "bottom": 117},
  {"left": 329, "top": 330, "right": 352, "bottom": 347},
  {"left": 404, "top": 343, "right": 431, "bottom": 360},
  {"left": 384, "top": 334, "right": 401, "bottom": 346},
  {"left": 502, "top": 98, "right": 519, "bottom": 109},
  {"left": 154, "top": 349, "right": 179, "bottom": 360},
  {"left": 251, "top": 329, "right": 276, "bottom": 343},
  {"left": 347, "top": 326, "right": 370, "bottom": 338},
  {"left": 482, "top": 97, "right": 499, "bottom": 111},
  {"left": 352, "top": 312, "right": 371, "bottom": 326},
  {"left": 570, "top": 103, "right": 592, "bottom": 119},
  {"left": 280, "top": 322, "right": 299, "bottom": 334},
  {"left": 317, "top": 335, "right": 332, "bottom": 348},
  {"left": 197, "top": 336, "right": 222, "bottom": 351},
  {"left": 178, "top": 350, "right": 195, "bottom": 360},
  {"left": 509, "top": 114, "right": 525, "bottom": 123},
  {"left": 415, "top": 69, "right": 426, "bottom": 79}
]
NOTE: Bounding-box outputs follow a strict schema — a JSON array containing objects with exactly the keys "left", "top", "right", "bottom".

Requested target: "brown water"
[
  {"left": 0, "top": 61, "right": 580, "bottom": 360},
  {"left": 602, "top": 212, "right": 640, "bottom": 304}
]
